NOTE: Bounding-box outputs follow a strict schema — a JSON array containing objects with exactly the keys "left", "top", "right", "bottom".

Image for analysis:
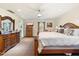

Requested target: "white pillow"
[
  {"left": 64, "top": 28, "right": 77, "bottom": 35},
  {"left": 72, "top": 29, "right": 79, "bottom": 36},
  {"left": 64, "top": 29, "right": 74, "bottom": 35}
]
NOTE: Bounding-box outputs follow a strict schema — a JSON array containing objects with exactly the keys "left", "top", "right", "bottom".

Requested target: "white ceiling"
[{"left": 0, "top": 3, "right": 78, "bottom": 20}]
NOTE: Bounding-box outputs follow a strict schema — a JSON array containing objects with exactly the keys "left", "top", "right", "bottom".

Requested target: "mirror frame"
[{"left": 0, "top": 15, "right": 15, "bottom": 30}]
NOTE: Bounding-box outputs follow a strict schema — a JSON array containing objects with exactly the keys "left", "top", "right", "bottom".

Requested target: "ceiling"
[{"left": 0, "top": 3, "right": 78, "bottom": 20}]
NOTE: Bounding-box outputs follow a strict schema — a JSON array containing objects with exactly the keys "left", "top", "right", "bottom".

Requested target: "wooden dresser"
[
  {"left": 26, "top": 24, "right": 33, "bottom": 37},
  {"left": 0, "top": 32, "right": 20, "bottom": 55}
]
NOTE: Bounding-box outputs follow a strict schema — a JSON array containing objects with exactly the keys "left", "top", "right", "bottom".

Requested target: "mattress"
[
  {"left": 39, "top": 32, "right": 79, "bottom": 46},
  {"left": 38, "top": 32, "right": 79, "bottom": 53},
  {"left": 43, "top": 46, "right": 79, "bottom": 49}
]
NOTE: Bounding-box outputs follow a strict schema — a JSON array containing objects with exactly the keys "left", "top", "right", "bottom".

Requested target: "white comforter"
[{"left": 39, "top": 32, "right": 79, "bottom": 46}]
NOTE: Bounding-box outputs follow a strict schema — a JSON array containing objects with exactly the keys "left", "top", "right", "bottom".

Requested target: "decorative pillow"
[{"left": 56, "top": 28, "right": 64, "bottom": 33}]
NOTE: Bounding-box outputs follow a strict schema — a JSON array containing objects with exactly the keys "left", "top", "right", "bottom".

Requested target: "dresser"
[
  {"left": 26, "top": 24, "right": 33, "bottom": 37},
  {"left": 0, "top": 32, "right": 20, "bottom": 55}
]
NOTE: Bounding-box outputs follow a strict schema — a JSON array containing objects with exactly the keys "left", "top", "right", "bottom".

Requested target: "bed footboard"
[{"left": 34, "top": 36, "right": 38, "bottom": 56}]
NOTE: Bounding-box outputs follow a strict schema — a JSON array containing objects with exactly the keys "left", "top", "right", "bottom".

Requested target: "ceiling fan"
[
  {"left": 26, "top": 6, "right": 43, "bottom": 18},
  {"left": 37, "top": 9, "right": 42, "bottom": 18}
]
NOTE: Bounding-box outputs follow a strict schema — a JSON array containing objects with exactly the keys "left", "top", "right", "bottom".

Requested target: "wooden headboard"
[{"left": 63, "top": 23, "right": 79, "bottom": 29}]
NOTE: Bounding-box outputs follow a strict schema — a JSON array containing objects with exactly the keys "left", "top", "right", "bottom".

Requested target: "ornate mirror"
[{"left": 0, "top": 16, "right": 15, "bottom": 33}]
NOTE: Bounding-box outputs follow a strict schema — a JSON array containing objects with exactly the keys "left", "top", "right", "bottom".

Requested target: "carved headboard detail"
[{"left": 63, "top": 23, "right": 79, "bottom": 29}]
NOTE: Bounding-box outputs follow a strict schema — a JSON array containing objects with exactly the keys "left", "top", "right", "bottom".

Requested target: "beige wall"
[{"left": 56, "top": 7, "right": 79, "bottom": 27}]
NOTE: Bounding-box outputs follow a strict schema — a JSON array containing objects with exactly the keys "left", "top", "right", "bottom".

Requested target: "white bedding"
[{"left": 39, "top": 32, "right": 79, "bottom": 46}]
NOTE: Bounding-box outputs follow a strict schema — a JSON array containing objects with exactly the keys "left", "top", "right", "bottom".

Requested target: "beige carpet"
[{"left": 3, "top": 37, "right": 34, "bottom": 56}]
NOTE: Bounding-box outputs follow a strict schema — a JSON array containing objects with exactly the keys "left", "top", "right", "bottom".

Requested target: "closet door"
[{"left": 26, "top": 25, "right": 33, "bottom": 37}]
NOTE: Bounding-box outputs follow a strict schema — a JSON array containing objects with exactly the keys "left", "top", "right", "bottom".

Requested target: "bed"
[{"left": 34, "top": 23, "right": 79, "bottom": 56}]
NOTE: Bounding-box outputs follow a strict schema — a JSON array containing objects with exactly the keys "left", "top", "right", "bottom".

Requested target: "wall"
[{"left": 56, "top": 7, "right": 79, "bottom": 27}]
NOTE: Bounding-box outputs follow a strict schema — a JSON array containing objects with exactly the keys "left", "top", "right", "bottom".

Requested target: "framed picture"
[{"left": 47, "top": 22, "right": 52, "bottom": 27}]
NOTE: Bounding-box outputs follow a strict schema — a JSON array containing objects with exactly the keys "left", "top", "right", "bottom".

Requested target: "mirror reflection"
[{"left": 1, "top": 19, "right": 13, "bottom": 34}]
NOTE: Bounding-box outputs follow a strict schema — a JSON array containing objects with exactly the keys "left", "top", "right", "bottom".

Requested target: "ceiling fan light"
[{"left": 37, "top": 13, "right": 42, "bottom": 17}]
